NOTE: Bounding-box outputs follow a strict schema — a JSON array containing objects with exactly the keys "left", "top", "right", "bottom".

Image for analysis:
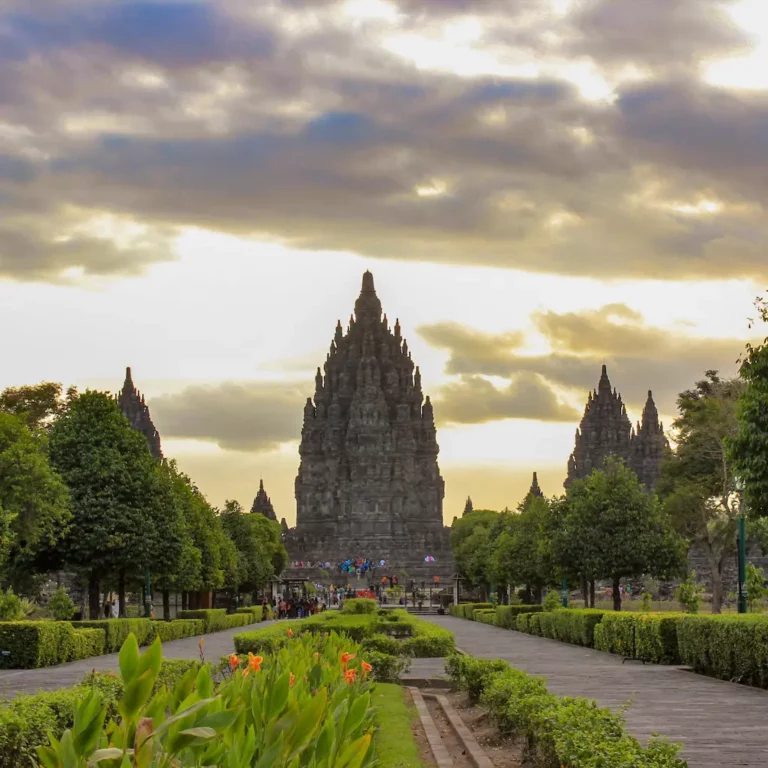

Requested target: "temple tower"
[
  {"left": 117, "top": 367, "right": 162, "bottom": 459},
  {"left": 289, "top": 271, "right": 453, "bottom": 576},
  {"left": 251, "top": 479, "right": 277, "bottom": 521},
  {"left": 629, "top": 391, "right": 669, "bottom": 490},
  {"left": 463, "top": 496, "right": 474, "bottom": 516},
  {"left": 528, "top": 471, "right": 544, "bottom": 498},
  {"left": 565, "top": 366, "right": 666, "bottom": 491}
]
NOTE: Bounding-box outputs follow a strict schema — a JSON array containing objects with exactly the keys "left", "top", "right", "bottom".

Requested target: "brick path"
[
  {"left": 0, "top": 622, "right": 276, "bottom": 698},
  {"left": 423, "top": 616, "right": 768, "bottom": 768}
]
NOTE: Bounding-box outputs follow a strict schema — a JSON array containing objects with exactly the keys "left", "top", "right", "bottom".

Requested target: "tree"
[
  {"left": 729, "top": 292, "right": 768, "bottom": 516},
  {"left": 0, "top": 382, "right": 70, "bottom": 431},
  {"left": 450, "top": 510, "right": 499, "bottom": 595},
  {"left": 220, "top": 500, "right": 287, "bottom": 596},
  {"left": 49, "top": 391, "right": 165, "bottom": 618},
  {"left": 492, "top": 496, "right": 554, "bottom": 603},
  {"left": 558, "top": 457, "right": 685, "bottom": 610},
  {"left": 0, "top": 412, "right": 71, "bottom": 594},
  {"left": 658, "top": 371, "right": 743, "bottom": 613}
]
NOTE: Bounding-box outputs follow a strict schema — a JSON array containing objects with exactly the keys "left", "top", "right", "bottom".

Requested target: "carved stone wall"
[{"left": 285, "top": 272, "right": 454, "bottom": 579}]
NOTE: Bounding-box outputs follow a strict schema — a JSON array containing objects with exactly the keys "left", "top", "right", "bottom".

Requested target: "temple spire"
[
  {"left": 251, "top": 478, "right": 277, "bottom": 521},
  {"left": 528, "top": 471, "right": 544, "bottom": 498},
  {"left": 117, "top": 366, "right": 162, "bottom": 459},
  {"left": 463, "top": 496, "right": 474, "bottom": 516}
]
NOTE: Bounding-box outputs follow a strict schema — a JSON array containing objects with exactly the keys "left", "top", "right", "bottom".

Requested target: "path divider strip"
[{"left": 407, "top": 687, "right": 454, "bottom": 768}]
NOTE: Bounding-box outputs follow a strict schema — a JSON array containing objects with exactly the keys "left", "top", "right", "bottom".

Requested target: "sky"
[{"left": 1, "top": 0, "right": 767, "bottom": 524}]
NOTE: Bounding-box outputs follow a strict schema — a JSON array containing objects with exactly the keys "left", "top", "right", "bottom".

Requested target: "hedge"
[
  {"left": 0, "top": 659, "right": 199, "bottom": 768},
  {"left": 177, "top": 608, "right": 229, "bottom": 633},
  {"left": 445, "top": 654, "right": 686, "bottom": 768},
  {"left": 72, "top": 618, "right": 154, "bottom": 652},
  {"left": 449, "top": 602, "right": 494, "bottom": 619},
  {"left": 496, "top": 604, "right": 543, "bottom": 628},
  {"left": 342, "top": 598, "right": 378, "bottom": 614},
  {"left": 0, "top": 622, "right": 109, "bottom": 669}
]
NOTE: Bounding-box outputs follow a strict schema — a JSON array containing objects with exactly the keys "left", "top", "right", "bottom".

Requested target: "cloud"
[
  {"left": 150, "top": 381, "right": 308, "bottom": 452},
  {"left": 419, "top": 304, "right": 750, "bottom": 417},
  {"left": 0, "top": 0, "right": 767, "bottom": 282},
  {"left": 434, "top": 373, "right": 580, "bottom": 425}
]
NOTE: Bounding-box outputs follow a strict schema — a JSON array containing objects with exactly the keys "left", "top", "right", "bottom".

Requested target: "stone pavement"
[
  {"left": 423, "top": 615, "right": 768, "bottom": 768},
  {"left": 0, "top": 622, "right": 276, "bottom": 698}
]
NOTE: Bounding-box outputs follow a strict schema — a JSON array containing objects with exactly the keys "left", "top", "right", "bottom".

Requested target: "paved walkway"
[
  {"left": 0, "top": 623, "right": 275, "bottom": 698},
  {"left": 424, "top": 616, "right": 768, "bottom": 768}
]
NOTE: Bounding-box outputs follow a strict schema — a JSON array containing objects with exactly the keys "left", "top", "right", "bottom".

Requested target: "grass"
[{"left": 372, "top": 683, "right": 425, "bottom": 767}]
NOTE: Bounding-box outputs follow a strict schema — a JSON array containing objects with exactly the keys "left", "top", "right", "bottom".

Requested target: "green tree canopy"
[
  {"left": 0, "top": 412, "right": 71, "bottom": 594},
  {"left": 451, "top": 510, "right": 499, "bottom": 592},
  {"left": 49, "top": 391, "right": 167, "bottom": 617},
  {"left": 559, "top": 457, "right": 685, "bottom": 610},
  {"left": 220, "top": 501, "right": 288, "bottom": 593},
  {"left": 0, "top": 382, "right": 71, "bottom": 431},
  {"left": 729, "top": 293, "right": 768, "bottom": 516},
  {"left": 658, "top": 371, "right": 743, "bottom": 613}
]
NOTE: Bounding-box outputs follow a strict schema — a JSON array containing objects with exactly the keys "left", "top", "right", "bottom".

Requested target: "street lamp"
[{"left": 734, "top": 477, "right": 747, "bottom": 614}]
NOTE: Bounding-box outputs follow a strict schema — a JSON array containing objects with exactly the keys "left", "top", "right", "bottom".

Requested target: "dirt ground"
[{"left": 417, "top": 688, "right": 527, "bottom": 768}]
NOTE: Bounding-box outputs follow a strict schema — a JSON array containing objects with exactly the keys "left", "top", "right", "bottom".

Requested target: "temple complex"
[
  {"left": 117, "top": 367, "right": 163, "bottom": 459},
  {"left": 250, "top": 479, "right": 277, "bottom": 521},
  {"left": 284, "top": 271, "right": 454, "bottom": 580},
  {"left": 565, "top": 365, "right": 667, "bottom": 490}
]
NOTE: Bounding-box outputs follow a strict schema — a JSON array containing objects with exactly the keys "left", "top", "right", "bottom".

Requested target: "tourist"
[{"left": 111, "top": 600, "right": 118, "bottom": 618}]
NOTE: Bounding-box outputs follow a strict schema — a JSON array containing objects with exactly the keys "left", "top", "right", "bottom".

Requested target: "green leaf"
[
  {"left": 150, "top": 696, "right": 218, "bottom": 737},
  {"left": 286, "top": 688, "right": 326, "bottom": 759},
  {"left": 118, "top": 668, "right": 155, "bottom": 722},
  {"left": 343, "top": 693, "right": 369, "bottom": 740},
  {"left": 314, "top": 718, "right": 335, "bottom": 762},
  {"left": 266, "top": 670, "right": 291, "bottom": 719},
  {"left": 196, "top": 708, "right": 241, "bottom": 732},
  {"left": 136, "top": 636, "right": 162, "bottom": 683},
  {"left": 167, "top": 726, "right": 218, "bottom": 753},
  {"left": 72, "top": 691, "right": 107, "bottom": 756},
  {"left": 118, "top": 633, "right": 140, "bottom": 685},
  {"left": 336, "top": 733, "right": 373, "bottom": 768},
  {"left": 90, "top": 748, "right": 126, "bottom": 762}
]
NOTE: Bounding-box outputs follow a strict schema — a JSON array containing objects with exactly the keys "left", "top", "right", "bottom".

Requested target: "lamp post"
[
  {"left": 734, "top": 478, "right": 748, "bottom": 614},
  {"left": 561, "top": 578, "right": 569, "bottom": 608},
  {"left": 144, "top": 568, "right": 152, "bottom": 619}
]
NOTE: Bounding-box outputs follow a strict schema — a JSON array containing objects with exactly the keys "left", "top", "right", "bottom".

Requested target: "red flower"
[{"left": 229, "top": 654, "right": 239, "bottom": 671}]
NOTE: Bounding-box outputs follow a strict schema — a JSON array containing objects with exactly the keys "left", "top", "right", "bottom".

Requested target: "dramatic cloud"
[
  {"left": 434, "top": 372, "right": 580, "bottom": 425},
  {"left": 419, "top": 304, "right": 750, "bottom": 416},
  {"left": 0, "top": 0, "right": 765, "bottom": 282},
  {"left": 150, "top": 381, "right": 307, "bottom": 452}
]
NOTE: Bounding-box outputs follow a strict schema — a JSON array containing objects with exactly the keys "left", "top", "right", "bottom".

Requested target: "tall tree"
[
  {"left": 451, "top": 510, "right": 499, "bottom": 595},
  {"left": 658, "top": 371, "right": 744, "bottom": 613},
  {"left": 729, "top": 292, "right": 768, "bottom": 516},
  {"left": 0, "top": 382, "right": 71, "bottom": 431},
  {"left": 220, "top": 500, "right": 287, "bottom": 596},
  {"left": 559, "top": 457, "right": 685, "bottom": 610},
  {"left": 0, "top": 412, "right": 71, "bottom": 594},
  {"left": 49, "top": 391, "right": 164, "bottom": 618}
]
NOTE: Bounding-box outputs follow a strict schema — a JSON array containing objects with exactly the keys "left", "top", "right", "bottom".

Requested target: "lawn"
[{"left": 372, "top": 684, "right": 425, "bottom": 768}]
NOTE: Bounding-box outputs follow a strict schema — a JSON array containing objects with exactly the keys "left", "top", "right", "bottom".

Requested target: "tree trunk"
[
  {"left": 589, "top": 580, "right": 596, "bottom": 608},
  {"left": 118, "top": 569, "right": 127, "bottom": 618},
  {"left": 580, "top": 576, "right": 588, "bottom": 607},
  {"left": 612, "top": 575, "right": 622, "bottom": 611},
  {"left": 163, "top": 589, "right": 171, "bottom": 621},
  {"left": 181, "top": 591, "right": 188, "bottom": 611},
  {"left": 710, "top": 548, "right": 724, "bottom": 614},
  {"left": 88, "top": 573, "right": 100, "bottom": 620}
]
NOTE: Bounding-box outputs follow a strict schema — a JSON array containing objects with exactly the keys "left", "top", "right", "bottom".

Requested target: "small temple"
[
  {"left": 566, "top": 365, "right": 668, "bottom": 490},
  {"left": 463, "top": 496, "right": 474, "bottom": 516},
  {"left": 250, "top": 479, "right": 277, "bottom": 521},
  {"left": 527, "top": 471, "right": 544, "bottom": 498},
  {"left": 117, "top": 367, "right": 163, "bottom": 460}
]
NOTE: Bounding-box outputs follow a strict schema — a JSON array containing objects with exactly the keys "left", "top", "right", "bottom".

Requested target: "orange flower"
[
  {"left": 290, "top": 673, "right": 295, "bottom": 687},
  {"left": 344, "top": 668, "right": 357, "bottom": 685},
  {"left": 248, "top": 653, "right": 263, "bottom": 673},
  {"left": 198, "top": 637, "right": 204, "bottom": 652},
  {"left": 229, "top": 654, "right": 239, "bottom": 671},
  {"left": 361, "top": 661, "right": 373, "bottom": 678},
  {"left": 341, "top": 652, "right": 356, "bottom": 667},
  {"left": 313, "top": 652, "right": 319, "bottom": 659},
  {"left": 287, "top": 628, "right": 293, "bottom": 637}
]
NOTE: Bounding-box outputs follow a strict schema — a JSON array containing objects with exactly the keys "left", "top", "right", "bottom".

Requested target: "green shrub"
[
  {"left": 401, "top": 623, "right": 455, "bottom": 657},
  {"left": 71, "top": 628, "right": 105, "bottom": 660},
  {"left": 543, "top": 590, "right": 561, "bottom": 612},
  {"left": 342, "top": 598, "right": 377, "bottom": 614},
  {"left": 496, "top": 605, "right": 543, "bottom": 628},
  {"left": 0, "top": 622, "right": 73, "bottom": 669},
  {"left": 516, "top": 613, "right": 532, "bottom": 633},
  {"left": 677, "top": 614, "right": 768, "bottom": 687},
  {"left": 148, "top": 619, "right": 204, "bottom": 643},
  {"left": 47, "top": 587, "right": 75, "bottom": 621},
  {"left": 473, "top": 608, "right": 497, "bottom": 623},
  {"left": 72, "top": 619, "right": 153, "bottom": 652},
  {"left": 542, "top": 609, "right": 606, "bottom": 647},
  {"left": 527, "top": 613, "right": 543, "bottom": 636},
  {"left": 635, "top": 613, "right": 684, "bottom": 664},
  {"left": 0, "top": 588, "right": 25, "bottom": 621},
  {"left": 177, "top": 608, "right": 228, "bottom": 633},
  {"left": 366, "top": 650, "right": 411, "bottom": 682},
  {"left": 445, "top": 653, "right": 686, "bottom": 767},
  {"left": 593, "top": 613, "right": 636, "bottom": 657},
  {"left": 361, "top": 633, "right": 402, "bottom": 656}
]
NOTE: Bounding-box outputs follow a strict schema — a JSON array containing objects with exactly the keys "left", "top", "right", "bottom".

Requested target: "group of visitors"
[
  {"left": 273, "top": 595, "right": 326, "bottom": 619},
  {"left": 336, "top": 558, "right": 385, "bottom": 578}
]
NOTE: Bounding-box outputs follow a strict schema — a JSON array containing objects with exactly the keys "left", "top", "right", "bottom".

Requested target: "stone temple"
[
  {"left": 251, "top": 479, "right": 277, "bottom": 521},
  {"left": 117, "top": 367, "right": 163, "bottom": 460},
  {"left": 284, "top": 272, "right": 454, "bottom": 580},
  {"left": 565, "top": 364, "right": 668, "bottom": 490}
]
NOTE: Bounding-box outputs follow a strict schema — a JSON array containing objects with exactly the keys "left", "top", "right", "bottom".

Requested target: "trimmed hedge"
[
  {"left": 677, "top": 615, "right": 768, "bottom": 687},
  {"left": 0, "top": 659, "right": 199, "bottom": 768},
  {"left": 72, "top": 618, "right": 153, "bottom": 652},
  {"left": 594, "top": 613, "right": 685, "bottom": 664},
  {"left": 445, "top": 654, "right": 686, "bottom": 767},
  {"left": 495, "top": 604, "right": 543, "bottom": 628},
  {"left": 177, "top": 608, "right": 228, "bottom": 633},
  {"left": 0, "top": 622, "right": 108, "bottom": 669},
  {"left": 149, "top": 619, "right": 204, "bottom": 643},
  {"left": 449, "top": 602, "right": 494, "bottom": 619},
  {"left": 342, "top": 598, "right": 378, "bottom": 614}
]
